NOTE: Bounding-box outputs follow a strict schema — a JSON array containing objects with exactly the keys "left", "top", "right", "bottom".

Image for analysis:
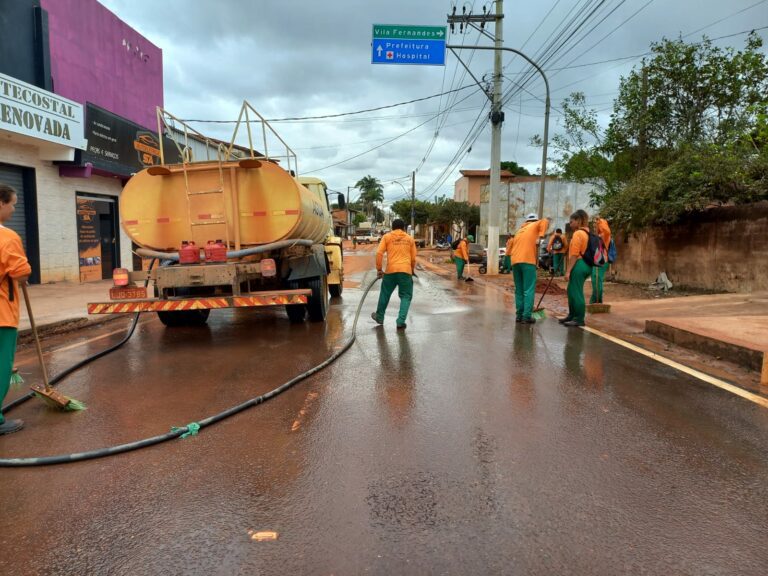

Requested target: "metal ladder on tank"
[{"left": 181, "top": 143, "right": 231, "bottom": 249}]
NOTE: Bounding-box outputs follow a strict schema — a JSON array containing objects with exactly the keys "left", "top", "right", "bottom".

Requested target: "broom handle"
[
  {"left": 535, "top": 270, "right": 555, "bottom": 310},
  {"left": 20, "top": 282, "right": 50, "bottom": 391}
]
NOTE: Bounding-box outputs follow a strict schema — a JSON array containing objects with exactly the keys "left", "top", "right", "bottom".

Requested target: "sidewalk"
[
  {"left": 18, "top": 280, "right": 118, "bottom": 338},
  {"left": 417, "top": 249, "right": 768, "bottom": 390}
]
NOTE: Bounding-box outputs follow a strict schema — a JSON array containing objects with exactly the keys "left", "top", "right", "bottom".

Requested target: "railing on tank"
[{"left": 154, "top": 100, "right": 298, "bottom": 176}]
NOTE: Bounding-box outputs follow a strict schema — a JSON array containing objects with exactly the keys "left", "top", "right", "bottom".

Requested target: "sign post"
[{"left": 371, "top": 25, "right": 446, "bottom": 66}]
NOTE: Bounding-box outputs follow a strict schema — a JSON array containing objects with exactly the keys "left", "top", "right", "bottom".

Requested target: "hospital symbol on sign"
[{"left": 386, "top": 51, "right": 394, "bottom": 60}]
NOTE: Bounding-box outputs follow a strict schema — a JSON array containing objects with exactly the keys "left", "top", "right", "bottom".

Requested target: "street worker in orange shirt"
[
  {"left": 547, "top": 228, "right": 568, "bottom": 276},
  {"left": 561, "top": 209, "right": 592, "bottom": 327},
  {"left": 0, "top": 184, "right": 32, "bottom": 435},
  {"left": 590, "top": 216, "right": 611, "bottom": 304},
  {"left": 453, "top": 234, "right": 471, "bottom": 281},
  {"left": 502, "top": 234, "right": 515, "bottom": 273},
  {"left": 510, "top": 213, "right": 549, "bottom": 324},
  {"left": 371, "top": 219, "right": 417, "bottom": 330}
]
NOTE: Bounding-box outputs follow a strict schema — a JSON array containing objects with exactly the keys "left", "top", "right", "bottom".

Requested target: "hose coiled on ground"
[{"left": 0, "top": 276, "right": 380, "bottom": 467}]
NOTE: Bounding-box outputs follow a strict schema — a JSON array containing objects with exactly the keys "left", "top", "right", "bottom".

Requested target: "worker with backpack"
[
  {"left": 560, "top": 209, "right": 607, "bottom": 327},
  {"left": 547, "top": 228, "right": 568, "bottom": 276},
  {"left": 590, "top": 216, "right": 612, "bottom": 304}
]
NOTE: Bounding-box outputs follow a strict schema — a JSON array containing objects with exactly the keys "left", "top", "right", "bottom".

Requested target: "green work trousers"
[
  {"left": 553, "top": 253, "right": 565, "bottom": 276},
  {"left": 502, "top": 255, "right": 512, "bottom": 273},
  {"left": 454, "top": 257, "right": 466, "bottom": 279},
  {"left": 590, "top": 262, "right": 606, "bottom": 304},
  {"left": 512, "top": 263, "right": 537, "bottom": 320},
  {"left": 375, "top": 273, "right": 414, "bottom": 327},
  {"left": 567, "top": 259, "right": 592, "bottom": 324},
  {"left": 0, "top": 327, "right": 18, "bottom": 425}
]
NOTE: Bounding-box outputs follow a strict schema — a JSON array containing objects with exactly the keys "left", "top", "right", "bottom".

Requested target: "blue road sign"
[{"left": 371, "top": 25, "right": 446, "bottom": 66}]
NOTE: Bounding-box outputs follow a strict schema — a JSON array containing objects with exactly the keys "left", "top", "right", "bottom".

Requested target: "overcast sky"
[{"left": 100, "top": 0, "right": 767, "bottom": 204}]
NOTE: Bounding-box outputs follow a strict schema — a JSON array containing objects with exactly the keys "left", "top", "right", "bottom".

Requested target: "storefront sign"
[
  {"left": 0, "top": 71, "right": 86, "bottom": 149},
  {"left": 79, "top": 103, "right": 182, "bottom": 177},
  {"left": 76, "top": 197, "right": 102, "bottom": 282}
]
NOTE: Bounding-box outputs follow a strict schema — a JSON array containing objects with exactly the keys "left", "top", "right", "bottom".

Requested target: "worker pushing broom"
[
  {"left": 510, "top": 213, "right": 549, "bottom": 324},
  {"left": 0, "top": 184, "right": 83, "bottom": 436}
]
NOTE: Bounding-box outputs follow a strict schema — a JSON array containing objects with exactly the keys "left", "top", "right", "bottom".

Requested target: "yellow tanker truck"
[{"left": 87, "top": 103, "right": 344, "bottom": 327}]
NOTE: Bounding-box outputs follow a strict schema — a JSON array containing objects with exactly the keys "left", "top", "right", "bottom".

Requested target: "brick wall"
[
  {"left": 0, "top": 138, "right": 132, "bottom": 283},
  {"left": 614, "top": 202, "right": 768, "bottom": 292}
]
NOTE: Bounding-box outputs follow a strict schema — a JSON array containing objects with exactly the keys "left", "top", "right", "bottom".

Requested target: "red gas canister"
[
  {"left": 205, "top": 240, "right": 227, "bottom": 263},
  {"left": 179, "top": 241, "right": 201, "bottom": 264}
]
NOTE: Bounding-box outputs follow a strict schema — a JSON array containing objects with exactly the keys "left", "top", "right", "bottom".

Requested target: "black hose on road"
[{"left": 0, "top": 276, "right": 380, "bottom": 467}]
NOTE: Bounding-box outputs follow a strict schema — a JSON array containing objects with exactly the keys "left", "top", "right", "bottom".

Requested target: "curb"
[{"left": 17, "top": 314, "right": 124, "bottom": 344}]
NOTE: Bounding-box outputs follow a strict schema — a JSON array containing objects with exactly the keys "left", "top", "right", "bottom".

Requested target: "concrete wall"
[
  {"left": 41, "top": 0, "right": 163, "bottom": 129},
  {"left": 615, "top": 202, "right": 768, "bottom": 293},
  {"left": 0, "top": 137, "right": 132, "bottom": 283}
]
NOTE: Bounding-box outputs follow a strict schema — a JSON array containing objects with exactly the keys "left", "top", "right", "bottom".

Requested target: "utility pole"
[
  {"left": 448, "top": 2, "right": 503, "bottom": 274},
  {"left": 411, "top": 170, "right": 416, "bottom": 237}
]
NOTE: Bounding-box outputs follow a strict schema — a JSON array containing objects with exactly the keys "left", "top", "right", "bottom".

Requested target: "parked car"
[{"left": 468, "top": 243, "right": 485, "bottom": 264}]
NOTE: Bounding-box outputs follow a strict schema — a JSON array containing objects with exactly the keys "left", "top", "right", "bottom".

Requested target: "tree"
[
  {"left": 390, "top": 199, "right": 431, "bottom": 225},
  {"left": 500, "top": 161, "right": 531, "bottom": 176},
  {"left": 532, "top": 33, "right": 768, "bottom": 230},
  {"left": 354, "top": 175, "right": 384, "bottom": 218}
]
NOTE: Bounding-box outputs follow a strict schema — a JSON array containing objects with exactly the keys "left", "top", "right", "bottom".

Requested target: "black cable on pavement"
[{"left": 0, "top": 277, "right": 380, "bottom": 467}]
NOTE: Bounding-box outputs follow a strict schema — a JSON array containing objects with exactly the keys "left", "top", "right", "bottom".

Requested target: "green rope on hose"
[{"left": 171, "top": 422, "right": 201, "bottom": 438}]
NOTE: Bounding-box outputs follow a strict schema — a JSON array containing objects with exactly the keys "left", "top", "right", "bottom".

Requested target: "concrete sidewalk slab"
[{"left": 18, "top": 280, "right": 118, "bottom": 337}]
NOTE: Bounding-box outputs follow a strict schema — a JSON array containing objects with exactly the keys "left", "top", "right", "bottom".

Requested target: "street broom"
[
  {"left": 532, "top": 270, "right": 555, "bottom": 320},
  {"left": 21, "top": 283, "right": 85, "bottom": 411}
]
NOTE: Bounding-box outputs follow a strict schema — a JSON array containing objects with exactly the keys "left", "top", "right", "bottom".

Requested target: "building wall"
[
  {"left": 0, "top": 0, "right": 48, "bottom": 89},
  {"left": 615, "top": 203, "right": 768, "bottom": 292},
  {"left": 454, "top": 176, "right": 469, "bottom": 203},
  {"left": 0, "top": 137, "right": 132, "bottom": 282},
  {"left": 41, "top": 0, "right": 163, "bottom": 129}
]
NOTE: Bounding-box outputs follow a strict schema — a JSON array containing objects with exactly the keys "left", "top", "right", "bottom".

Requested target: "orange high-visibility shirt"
[
  {"left": 454, "top": 239, "right": 469, "bottom": 262},
  {"left": 510, "top": 219, "right": 549, "bottom": 265},
  {"left": 547, "top": 233, "right": 568, "bottom": 254},
  {"left": 569, "top": 228, "right": 590, "bottom": 257},
  {"left": 595, "top": 218, "right": 611, "bottom": 248},
  {"left": 505, "top": 236, "right": 515, "bottom": 255},
  {"left": 376, "top": 229, "right": 416, "bottom": 275},
  {"left": 0, "top": 226, "right": 32, "bottom": 328}
]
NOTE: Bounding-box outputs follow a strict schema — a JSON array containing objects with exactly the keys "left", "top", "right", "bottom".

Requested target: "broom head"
[
  {"left": 30, "top": 384, "right": 86, "bottom": 411},
  {"left": 532, "top": 308, "right": 547, "bottom": 320}
]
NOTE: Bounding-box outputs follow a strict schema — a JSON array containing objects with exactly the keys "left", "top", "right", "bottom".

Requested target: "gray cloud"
[{"left": 101, "top": 0, "right": 767, "bottom": 201}]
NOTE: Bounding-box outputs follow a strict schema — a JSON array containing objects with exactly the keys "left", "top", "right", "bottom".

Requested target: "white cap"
[{"left": 525, "top": 213, "right": 538, "bottom": 222}]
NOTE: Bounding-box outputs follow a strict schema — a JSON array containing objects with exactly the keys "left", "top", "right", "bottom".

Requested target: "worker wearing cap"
[
  {"left": 371, "top": 219, "right": 417, "bottom": 329},
  {"left": 510, "top": 213, "right": 549, "bottom": 324},
  {"left": 547, "top": 228, "right": 568, "bottom": 276},
  {"left": 0, "top": 184, "right": 32, "bottom": 435},
  {"left": 454, "top": 235, "right": 471, "bottom": 280},
  {"left": 590, "top": 217, "right": 611, "bottom": 304},
  {"left": 502, "top": 235, "right": 515, "bottom": 273}
]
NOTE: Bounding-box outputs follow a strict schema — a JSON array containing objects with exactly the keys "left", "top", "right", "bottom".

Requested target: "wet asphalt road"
[{"left": 1, "top": 252, "right": 767, "bottom": 575}]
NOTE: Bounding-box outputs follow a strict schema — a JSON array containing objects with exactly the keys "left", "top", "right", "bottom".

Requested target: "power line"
[
  {"left": 178, "top": 84, "right": 476, "bottom": 124},
  {"left": 683, "top": 0, "right": 768, "bottom": 39},
  {"left": 302, "top": 88, "right": 483, "bottom": 174}
]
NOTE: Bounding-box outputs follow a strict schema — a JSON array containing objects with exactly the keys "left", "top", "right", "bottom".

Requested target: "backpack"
[
  {"left": 582, "top": 232, "right": 608, "bottom": 267},
  {"left": 451, "top": 239, "right": 461, "bottom": 250},
  {"left": 607, "top": 239, "right": 617, "bottom": 263},
  {"left": 551, "top": 235, "right": 564, "bottom": 251}
]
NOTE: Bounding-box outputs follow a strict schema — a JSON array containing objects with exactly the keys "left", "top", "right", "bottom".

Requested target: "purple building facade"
[{"left": 41, "top": 0, "right": 163, "bottom": 130}]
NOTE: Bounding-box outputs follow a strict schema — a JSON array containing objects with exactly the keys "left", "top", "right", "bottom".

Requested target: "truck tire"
[
  {"left": 306, "top": 275, "right": 328, "bottom": 322},
  {"left": 157, "top": 309, "right": 210, "bottom": 327},
  {"left": 329, "top": 282, "right": 343, "bottom": 298},
  {"left": 285, "top": 280, "right": 306, "bottom": 323}
]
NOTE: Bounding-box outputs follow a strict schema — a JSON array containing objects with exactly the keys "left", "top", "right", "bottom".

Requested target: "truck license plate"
[{"left": 110, "top": 286, "right": 147, "bottom": 300}]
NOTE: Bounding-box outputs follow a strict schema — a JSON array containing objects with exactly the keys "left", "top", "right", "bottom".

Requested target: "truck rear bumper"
[{"left": 88, "top": 289, "right": 311, "bottom": 314}]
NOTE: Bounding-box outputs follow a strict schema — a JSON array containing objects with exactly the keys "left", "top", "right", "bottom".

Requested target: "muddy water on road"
[{"left": 1, "top": 252, "right": 767, "bottom": 575}]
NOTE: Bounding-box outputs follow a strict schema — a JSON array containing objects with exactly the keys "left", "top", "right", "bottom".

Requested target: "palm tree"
[{"left": 354, "top": 175, "right": 384, "bottom": 219}]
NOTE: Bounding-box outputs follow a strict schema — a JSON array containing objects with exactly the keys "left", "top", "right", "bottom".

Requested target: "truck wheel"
[
  {"left": 479, "top": 265, "right": 487, "bottom": 275},
  {"left": 157, "top": 309, "right": 210, "bottom": 327},
  {"left": 285, "top": 280, "right": 307, "bottom": 322},
  {"left": 329, "top": 282, "right": 343, "bottom": 298},
  {"left": 306, "top": 275, "right": 328, "bottom": 322}
]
